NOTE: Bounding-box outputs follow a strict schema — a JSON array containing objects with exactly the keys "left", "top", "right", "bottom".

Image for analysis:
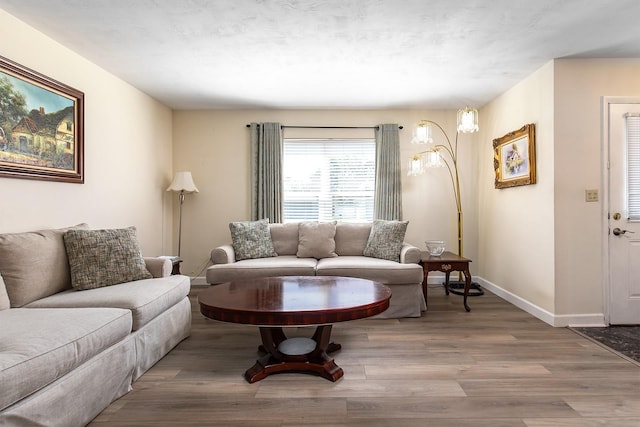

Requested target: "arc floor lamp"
[
  {"left": 167, "top": 171, "right": 199, "bottom": 257},
  {"left": 408, "top": 107, "right": 483, "bottom": 295}
]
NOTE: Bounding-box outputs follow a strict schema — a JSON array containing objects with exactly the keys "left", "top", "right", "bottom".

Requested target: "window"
[
  {"left": 283, "top": 138, "right": 375, "bottom": 222},
  {"left": 625, "top": 113, "right": 640, "bottom": 220}
]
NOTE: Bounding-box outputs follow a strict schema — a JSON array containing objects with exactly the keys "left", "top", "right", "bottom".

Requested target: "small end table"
[
  {"left": 170, "top": 258, "right": 182, "bottom": 275},
  {"left": 420, "top": 251, "right": 473, "bottom": 312}
]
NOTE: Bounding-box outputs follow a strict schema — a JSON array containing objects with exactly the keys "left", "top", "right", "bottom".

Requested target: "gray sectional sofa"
[
  {"left": 0, "top": 225, "right": 191, "bottom": 427},
  {"left": 206, "top": 221, "right": 426, "bottom": 318}
]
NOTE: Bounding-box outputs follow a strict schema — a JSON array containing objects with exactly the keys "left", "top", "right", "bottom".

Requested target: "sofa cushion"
[
  {"left": 0, "top": 223, "right": 89, "bottom": 307},
  {"left": 206, "top": 255, "right": 317, "bottom": 284},
  {"left": 296, "top": 221, "right": 338, "bottom": 259},
  {"left": 335, "top": 222, "right": 372, "bottom": 256},
  {"left": 229, "top": 219, "right": 278, "bottom": 261},
  {"left": 0, "top": 274, "right": 9, "bottom": 311},
  {"left": 269, "top": 222, "right": 299, "bottom": 255},
  {"left": 316, "top": 256, "right": 423, "bottom": 284},
  {"left": 363, "top": 220, "right": 409, "bottom": 262},
  {"left": 24, "top": 275, "right": 190, "bottom": 331},
  {"left": 64, "top": 227, "right": 153, "bottom": 290},
  {"left": 0, "top": 307, "right": 132, "bottom": 412}
]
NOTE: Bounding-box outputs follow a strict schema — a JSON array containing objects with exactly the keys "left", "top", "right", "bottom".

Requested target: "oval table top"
[{"left": 198, "top": 276, "right": 391, "bottom": 326}]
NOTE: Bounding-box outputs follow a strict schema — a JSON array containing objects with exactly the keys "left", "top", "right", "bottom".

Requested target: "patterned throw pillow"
[
  {"left": 363, "top": 220, "right": 409, "bottom": 262},
  {"left": 229, "top": 219, "right": 277, "bottom": 261},
  {"left": 63, "top": 227, "right": 152, "bottom": 290}
]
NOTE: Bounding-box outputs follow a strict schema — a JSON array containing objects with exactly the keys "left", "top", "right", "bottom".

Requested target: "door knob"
[{"left": 613, "top": 227, "right": 635, "bottom": 236}]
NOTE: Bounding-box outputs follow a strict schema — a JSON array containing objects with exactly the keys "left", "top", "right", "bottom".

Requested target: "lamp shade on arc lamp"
[{"left": 456, "top": 107, "right": 479, "bottom": 133}]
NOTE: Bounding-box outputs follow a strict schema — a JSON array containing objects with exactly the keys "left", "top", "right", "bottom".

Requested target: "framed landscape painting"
[
  {"left": 0, "top": 56, "right": 84, "bottom": 183},
  {"left": 493, "top": 123, "right": 536, "bottom": 189}
]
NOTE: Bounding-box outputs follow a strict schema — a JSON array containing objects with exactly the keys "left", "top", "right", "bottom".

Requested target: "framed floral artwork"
[{"left": 493, "top": 123, "right": 536, "bottom": 189}]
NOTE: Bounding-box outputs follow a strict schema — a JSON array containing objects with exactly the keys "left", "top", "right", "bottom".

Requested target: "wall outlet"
[{"left": 585, "top": 189, "right": 599, "bottom": 202}]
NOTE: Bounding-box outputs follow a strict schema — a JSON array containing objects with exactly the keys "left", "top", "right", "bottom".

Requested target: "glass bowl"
[{"left": 425, "top": 240, "right": 445, "bottom": 256}]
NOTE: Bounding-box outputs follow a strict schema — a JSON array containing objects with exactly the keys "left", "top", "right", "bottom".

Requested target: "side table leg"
[
  {"left": 422, "top": 270, "right": 429, "bottom": 307},
  {"left": 444, "top": 271, "right": 451, "bottom": 295},
  {"left": 463, "top": 270, "right": 472, "bottom": 312}
]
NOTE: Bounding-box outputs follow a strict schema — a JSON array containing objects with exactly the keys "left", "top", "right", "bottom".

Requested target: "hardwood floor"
[{"left": 90, "top": 285, "right": 640, "bottom": 426}]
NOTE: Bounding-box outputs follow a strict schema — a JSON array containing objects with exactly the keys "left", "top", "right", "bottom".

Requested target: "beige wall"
[
  {"left": 0, "top": 10, "right": 174, "bottom": 255},
  {"left": 477, "top": 61, "right": 556, "bottom": 313},
  {"left": 172, "top": 109, "right": 479, "bottom": 277},
  {"left": 553, "top": 58, "right": 640, "bottom": 317},
  {"left": 479, "top": 58, "right": 640, "bottom": 323}
]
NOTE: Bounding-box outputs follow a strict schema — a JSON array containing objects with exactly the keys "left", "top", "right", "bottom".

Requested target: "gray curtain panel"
[
  {"left": 374, "top": 124, "right": 403, "bottom": 220},
  {"left": 250, "top": 122, "right": 283, "bottom": 222}
]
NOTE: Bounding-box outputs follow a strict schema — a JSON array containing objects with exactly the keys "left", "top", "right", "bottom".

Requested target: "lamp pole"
[
  {"left": 410, "top": 110, "right": 482, "bottom": 295},
  {"left": 177, "top": 190, "right": 185, "bottom": 257},
  {"left": 414, "top": 120, "right": 464, "bottom": 258},
  {"left": 167, "top": 171, "right": 199, "bottom": 259}
]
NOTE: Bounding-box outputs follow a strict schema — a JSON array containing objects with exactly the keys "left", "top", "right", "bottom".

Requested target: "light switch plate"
[{"left": 585, "top": 189, "right": 599, "bottom": 202}]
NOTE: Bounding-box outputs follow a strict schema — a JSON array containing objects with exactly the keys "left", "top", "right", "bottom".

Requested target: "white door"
[{"left": 608, "top": 101, "right": 640, "bottom": 324}]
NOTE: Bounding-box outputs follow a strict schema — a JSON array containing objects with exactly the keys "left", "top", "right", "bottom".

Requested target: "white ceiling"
[{"left": 2, "top": 0, "right": 640, "bottom": 110}]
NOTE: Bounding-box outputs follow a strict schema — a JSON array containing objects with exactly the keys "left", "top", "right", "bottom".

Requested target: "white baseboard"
[{"left": 428, "top": 274, "right": 605, "bottom": 327}]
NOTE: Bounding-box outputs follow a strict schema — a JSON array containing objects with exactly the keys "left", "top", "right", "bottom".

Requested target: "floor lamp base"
[{"left": 444, "top": 281, "right": 485, "bottom": 297}]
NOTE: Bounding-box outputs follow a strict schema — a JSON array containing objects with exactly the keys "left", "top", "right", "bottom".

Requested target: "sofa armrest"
[
  {"left": 400, "top": 243, "right": 421, "bottom": 264},
  {"left": 144, "top": 257, "right": 172, "bottom": 278},
  {"left": 211, "top": 244, "right": 236, "bottom": 265}
]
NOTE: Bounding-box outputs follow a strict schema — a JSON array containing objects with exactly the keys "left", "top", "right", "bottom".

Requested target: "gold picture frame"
[{"left": 493, "top": 123, "right": 536, "bottom": 189}]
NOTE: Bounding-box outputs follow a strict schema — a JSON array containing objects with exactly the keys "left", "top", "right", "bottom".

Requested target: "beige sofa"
[
  {"left": 206, "top": 221, "right": 425, "bottom": 318},
  {"left": 0, "top": 225, "right": 191, "bottom": 427}
]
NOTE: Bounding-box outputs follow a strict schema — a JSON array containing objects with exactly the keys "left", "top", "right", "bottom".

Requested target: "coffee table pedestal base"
[{"left": 245, "top": 325, "right": 343, "bottom": 383}]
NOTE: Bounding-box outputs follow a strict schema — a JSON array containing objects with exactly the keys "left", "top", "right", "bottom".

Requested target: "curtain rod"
[{"left": 245, "top": 124, "right": 403, "bottom": 130}]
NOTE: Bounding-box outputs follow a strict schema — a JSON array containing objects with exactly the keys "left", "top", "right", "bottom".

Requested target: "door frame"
[{"left": 601, "top": 96, "right": 640, "bottom": 325}]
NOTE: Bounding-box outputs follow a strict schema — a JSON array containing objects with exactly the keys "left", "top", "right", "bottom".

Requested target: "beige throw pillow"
[
  {"left": 0, "top": 273, "right": 9, "bottom": 310},
  {"left": 64, "top": 226, "right": 152, "bottom": 290},
  {"left": 0, "top": 223, "right": 89, "bottom": 307},
  {"left": 296, "top": 221, "right": 338, "bottom": 259}
]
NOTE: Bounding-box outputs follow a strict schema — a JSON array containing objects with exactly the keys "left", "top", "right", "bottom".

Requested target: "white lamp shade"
[
  {"left": 425, "top": 150, "right": 444, "bottom": 168},
  {"left": 166, "top": 171, "right": 199, "bottom": 193},
  {"left": 457, "top": 107, "right": 479, "bottom": 133},
  {"left": 407, "top": 156, "right": 425, "bottom": 176},
  {"left": 411, "top": 120, "right": 433, "bottom": 144}
]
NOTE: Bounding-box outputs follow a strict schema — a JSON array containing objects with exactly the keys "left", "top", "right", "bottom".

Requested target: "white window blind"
[
  {"left": 625, "top": 113, "right": 640, "bottom": 220},
  {"left": 283, "top": 139, "right": 375, "bottom": 222}
]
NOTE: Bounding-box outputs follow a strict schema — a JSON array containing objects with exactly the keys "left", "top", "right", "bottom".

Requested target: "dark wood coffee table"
[{"left": 198, "top": 276, "right": 391, "bottom": 383}]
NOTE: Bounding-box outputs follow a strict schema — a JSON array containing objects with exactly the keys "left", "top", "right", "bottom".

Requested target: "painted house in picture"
[{"left": 9, "top": 106, "right": 75, "bottom": 170}]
